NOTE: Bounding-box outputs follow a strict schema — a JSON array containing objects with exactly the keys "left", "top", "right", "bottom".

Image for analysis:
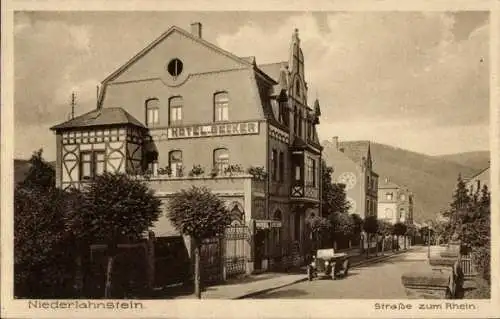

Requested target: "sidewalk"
[{"left": 167, "top": 247, "right": 411, "bottom": 299}]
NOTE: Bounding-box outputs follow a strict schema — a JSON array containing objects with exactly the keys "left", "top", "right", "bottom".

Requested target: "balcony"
[
  {"left": 132, "top": 173, "right": 266, "bottom": 197},
  {"left": 290, "top": 184, "right": 320, "bottom": 202}
]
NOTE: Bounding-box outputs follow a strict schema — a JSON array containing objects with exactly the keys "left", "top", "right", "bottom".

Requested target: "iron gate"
[{"left": 224, "top": 224, "right": 250, "bottom": 277}]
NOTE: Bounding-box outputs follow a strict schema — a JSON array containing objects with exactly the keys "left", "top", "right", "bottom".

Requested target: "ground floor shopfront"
[{"left": 145, "top": 174, "right": 319, "bottom": 285}]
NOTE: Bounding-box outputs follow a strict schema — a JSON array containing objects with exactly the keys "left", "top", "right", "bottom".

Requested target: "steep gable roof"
[
  {"left": 338, "top": 141, "right": 371, "bottom": 165},
  {"left": 102, "top": 26, "right": 254, "bottom": 84},
  {"left": 322, "top": 140, "right": 358, "bottom": 167},
  {"left": 258, "top": 62, "right": 288, "bottom": 82},
  {"left": 51, "top": 107, "right": 145, "bottom": 131},
  {"left": 466, "top": 165, "right": 490, "bottom": 181},
  {"left": 378, "top": 177, "right": 402, "bottom": 189}
]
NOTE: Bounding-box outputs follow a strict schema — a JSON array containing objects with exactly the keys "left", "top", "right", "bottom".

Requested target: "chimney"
[
  {"left": 332, "top": 136, "right": 339, "bottom": 150},
  {"left": 190, "top": 22, "right": 202, "bottom": 38}
]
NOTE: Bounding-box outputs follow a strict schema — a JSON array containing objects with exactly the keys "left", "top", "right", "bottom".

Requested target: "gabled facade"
[
  {"left": 377, "top": 177, "right": 414, "bottom": 225},
  {"left": 465, "top": 165, "right": 490, "bottom": 195},
  {"left": 51, "top": 23, "right": 322, "bottom": 275},
  {"left": 322, "top": 137, "right": 378, "bottom": 219}
]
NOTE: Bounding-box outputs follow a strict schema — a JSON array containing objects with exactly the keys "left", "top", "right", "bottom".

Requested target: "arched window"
[
  {"left": 230, "top": 204, "right": 244, "bottom": 225},
  {"left": 214, "top": 92, "right": 229, "bottom": 122},
  {"left": 169, "top": 150, "right": 183, "bottom": 177},
  {"left": 214, "top": 148, "right": 229, "bottom": 174},
  {"left": 169, "top": 96, "right": 183, "bottom": 125},
  {"left": 295, "top": 79, "right": 301, "bottom": 97},
  {"left": 293, "top": 106, "right": 299, "bottom": 135},
  {"left": 146, "top": 98, "right": 159, "bottom": 126}
]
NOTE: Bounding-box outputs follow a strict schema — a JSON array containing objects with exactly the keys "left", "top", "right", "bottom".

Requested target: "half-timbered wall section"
[{"left": 58, "top": 125, "right": 145, "bottom": 190}]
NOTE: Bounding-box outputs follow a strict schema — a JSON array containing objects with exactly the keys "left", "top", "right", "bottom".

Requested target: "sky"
[{"left": 14, "top": 11, "right": 490, "bottom": 161}]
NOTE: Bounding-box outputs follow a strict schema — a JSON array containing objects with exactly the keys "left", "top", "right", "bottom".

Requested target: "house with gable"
[
  {"left": 322, "top": 137, "right": 379, "bottom": 220},
  {"left": 50, "top": 22, "right": 323, "bottom": 281}
]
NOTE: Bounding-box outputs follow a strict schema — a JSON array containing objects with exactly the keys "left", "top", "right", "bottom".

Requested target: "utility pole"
[{"left": 71, "top": 92, "right": 76, "bottom": 119}]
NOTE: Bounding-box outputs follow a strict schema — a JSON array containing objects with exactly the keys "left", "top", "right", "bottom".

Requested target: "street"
[{"left": 250, "top": 246, "right": 430, "bottom": 299}]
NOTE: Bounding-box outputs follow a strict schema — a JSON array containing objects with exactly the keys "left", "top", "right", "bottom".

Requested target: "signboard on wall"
[
  {"left": 167, "top": 121, "right": 259, "bottom": 139},
  {"left": 255, "top": 220, "right": 282, "bottom": 229}
]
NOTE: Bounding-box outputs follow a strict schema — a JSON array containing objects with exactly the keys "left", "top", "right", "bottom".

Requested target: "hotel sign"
[
  {"left": 255, "top": 220, "right": 282, "bottom": 229},
  {"left": 167, "top": 122, "right": 259, "bottom": 139}
]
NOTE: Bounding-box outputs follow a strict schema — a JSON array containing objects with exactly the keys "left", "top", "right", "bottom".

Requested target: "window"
[
  {"left": 400, "top": 194, "right": 406, "bottom": 201},
  {"left": 143, "top": 150, "right": 158, "bottom": 175},
  {"left": 146, "top": 99, "right": 159, "bottom": 126},
  {"left": 169, "top": 96, "right": 183, "bottom": 125},
  {"left": 298, "top": 111, "right": 302, "bottom": 137},
  {"left": 271, "top": 149, "right": 277, "bottom": 181},
  {"left": 305, "top": 157, "right": 315, "bottom": 187},
  {"left": 167, "top": 58, "right": 183, "bottom": 77},
  {"left": 295, "top": 79, "right": 301, "bottom": 97},
  {"left": 80, "top": 151, "right": 105, "bottom": 181},
  {"left": 169, "top": 150, "right": 183, "bottom": 177},
  {"left": 214, "top": 92, "right": 229, "bottom": 122},
  {"left": 295, "top": 165, "right": 301, "bottom": 181},
  {"left": 294, "top": 212, "right": 301, "bottom": 242},
  {"left": 366, "top": 199, "right": 370, "bottom": 215},
  {"left": 293, "top": 106, "right": 299, "bottom": 135},
  {"left": 312, "top": 158, "right": 316, "bottom": 186},
  {"left": 278, "top": 151, "right": 285, "bottom": 182},
  {"left": 386, "top": 192, "right": 393, "bottom": 201},
  {"left": 399, "top": 208, "right": 405, "bottom": 219},
  {"left": 214, "top": 148, "right": 229, "bottom": 174}
]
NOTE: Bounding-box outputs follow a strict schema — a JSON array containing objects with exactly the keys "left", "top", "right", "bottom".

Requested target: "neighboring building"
[
  {"left": 465, "top": 165, "right": 490, "bottom": 195},
  {"left": 377, "top": 177, "right": 414, "bottom": 225},
  {"left": 50, "top": 23, "right": 322, "bottom": 277},
  {"left": 322, "top": 137, "right": 378, "bottom": 219}
]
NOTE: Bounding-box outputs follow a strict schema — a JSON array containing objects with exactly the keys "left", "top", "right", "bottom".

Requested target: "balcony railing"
[{"left": 131, "top": 173, "right": 268, "bottom": 196}]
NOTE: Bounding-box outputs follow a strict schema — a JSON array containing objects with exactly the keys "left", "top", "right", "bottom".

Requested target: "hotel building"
[{"left": 51, "top": 23, "right": 323, "bottom": 278}]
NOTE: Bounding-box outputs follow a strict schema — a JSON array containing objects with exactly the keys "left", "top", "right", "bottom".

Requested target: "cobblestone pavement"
[{"left": 250, "top": 246, "right": 430, "bottom": 299}]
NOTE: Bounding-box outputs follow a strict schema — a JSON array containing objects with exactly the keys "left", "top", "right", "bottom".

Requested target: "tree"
[
  {"left": 446, "top": 174, "right": 471, "bottom": 240},
  {"left": 14, "top": 150, "right": 72, "bottom": 297},
  {"left": 393, "top": 222, "right": 407, "bottom": 251},
  {"left": 377, "top": 220, "right": 393, "bottom": 255},
  {"left": 167, "top": 186, "right": 231, "bottom": 299},
  {"left": 405, "top": 223, "right": 417, "bottom": 249},
  {"left": 321, "top": 160, "right": 350, "bottom": 216},
  {"left": 350, "top": 213, "right": 364, "bottom": 247},
  {"left": 19, "top": 149, "right": 56, "bottom": 189},
  {"left": 66, "top": 173, "right": 162, "bottom": 298},
  {"left": 306, "top": 215, "right": 331, "bottom": 250},
  {"left": 363, "top": 216, "right": 378, "bottom": 256},
  {"left": 14, "top": 185, "right": 74, "bottom": 297},
  {"left": 456, "top": 185, "right": 490, "bottom": 282},
  {"left": 327, "top": 212, "right": 353, "bottom": 249}
]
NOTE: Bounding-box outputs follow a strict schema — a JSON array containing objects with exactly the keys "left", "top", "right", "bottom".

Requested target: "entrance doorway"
[{"left": 254, "top": 230, "right": 266, "bottom": 270}]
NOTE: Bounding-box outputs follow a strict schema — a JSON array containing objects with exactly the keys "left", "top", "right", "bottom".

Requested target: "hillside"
[
  {"left": 14, "top": 159, "right": 31, "bottom": 185},
  {"left": 322, "top": 141, "right": 478, "bottom": 223},
  {"left": 14, "top": 159, "right": 56, "bottom": 185},
  {"left": 437, "top": 151, "right": 490, "bottom": 173}
]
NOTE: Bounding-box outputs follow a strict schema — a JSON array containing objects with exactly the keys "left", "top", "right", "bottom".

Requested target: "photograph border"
[{"left": 2, "top": 1, "right": 499, "bottom": 318}]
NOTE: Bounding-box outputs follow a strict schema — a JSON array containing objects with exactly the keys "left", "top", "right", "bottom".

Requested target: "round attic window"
[{"left": 167, "top": 58, "right": 183, "bottom": 77}]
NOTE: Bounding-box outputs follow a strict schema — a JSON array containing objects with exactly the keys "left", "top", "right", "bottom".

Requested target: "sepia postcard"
[{"left": 1, "top": 1, "right": 499, "bottom": 318}]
